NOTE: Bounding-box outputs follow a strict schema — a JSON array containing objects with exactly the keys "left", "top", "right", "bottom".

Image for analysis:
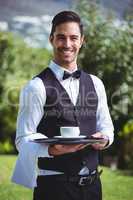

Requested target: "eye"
[
  {"left": 56, "top": 35, "right": 65, "bottom": 40},
  {"left": 71, "top": 36, "right": 78, "bottom": 41},
  {"left": 59, "top": 37, "right": 65, "bottom": 40}
]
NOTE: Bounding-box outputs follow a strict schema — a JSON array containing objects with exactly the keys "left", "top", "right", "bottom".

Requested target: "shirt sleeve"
[
  {"left": 16, "top": 77, "right": 51, "bottom": 157},
  {"left": 91, "top": 75, "right": 114, "bottom": 148}
]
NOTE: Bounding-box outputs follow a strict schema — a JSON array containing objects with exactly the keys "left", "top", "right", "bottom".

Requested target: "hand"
[
  {"left": 48, "top": 144, "right": 87, "bottom": 156},
  {"left": 91, "top": 132, "right": 109, "bottom": 150}
]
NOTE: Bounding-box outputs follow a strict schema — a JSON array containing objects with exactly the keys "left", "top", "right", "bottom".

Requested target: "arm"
[
  {"left": 91, "top": 75, "right": 114, "bottom": 150},
  {"left": 16, "top": 77, "right": 50, "bottom": 157}
]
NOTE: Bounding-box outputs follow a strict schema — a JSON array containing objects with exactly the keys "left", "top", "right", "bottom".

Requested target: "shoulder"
[
  {"left": 21, "top": 77, "right": 45, "bottom": 97},
  {"left": 88, "top": 74, "right": 106, "bottom": 96},
  {"left": 82, "top": 70, "right": 105, "bottom": 87},
  {"left": 89, "top": 74, "right": 105, "bottom": 88}
]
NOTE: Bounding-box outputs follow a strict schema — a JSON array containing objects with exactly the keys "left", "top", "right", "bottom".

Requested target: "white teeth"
[{"left": 62, "top": 50, "right": 72, "bottom": 53}]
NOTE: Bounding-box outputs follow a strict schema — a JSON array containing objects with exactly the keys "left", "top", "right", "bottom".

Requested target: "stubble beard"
[{"left": 54, "top": 48, "right": 78, "bottom": 67}]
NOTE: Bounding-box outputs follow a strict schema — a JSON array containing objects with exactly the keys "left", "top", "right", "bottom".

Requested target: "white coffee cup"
[{"left": 60, "top": 126, "right": 80, "bottom": 137}]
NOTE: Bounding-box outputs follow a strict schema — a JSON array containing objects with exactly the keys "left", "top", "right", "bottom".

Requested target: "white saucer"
[{"left": 54, "top": 135, "right": 86, "bottom": 139}]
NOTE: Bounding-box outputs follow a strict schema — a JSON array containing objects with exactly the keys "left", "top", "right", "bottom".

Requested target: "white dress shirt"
[{"left": 11, "top": 60, "right": 114, "bottom": 189}]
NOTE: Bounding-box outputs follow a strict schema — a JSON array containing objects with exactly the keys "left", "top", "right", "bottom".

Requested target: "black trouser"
[{"left": 33, "top": 175, "right": 102, "bottom": 200}]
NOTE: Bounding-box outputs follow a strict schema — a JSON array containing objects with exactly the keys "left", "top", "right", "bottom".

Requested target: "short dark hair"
[{"left": 50, "top": 11, "right": 84, "bottom": 36}]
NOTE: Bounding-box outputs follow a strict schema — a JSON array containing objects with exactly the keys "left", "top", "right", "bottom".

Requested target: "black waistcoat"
[{"left": 37, "top": 68, "right": 99, "bottom": 175}]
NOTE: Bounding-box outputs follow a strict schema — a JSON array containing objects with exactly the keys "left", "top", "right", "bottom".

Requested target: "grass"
[
  {"left": 0, "top": 155, "right": 133, "bottom": 200},
  {"left": 0, "top": 155, "right": 32, "bottom": 200}
]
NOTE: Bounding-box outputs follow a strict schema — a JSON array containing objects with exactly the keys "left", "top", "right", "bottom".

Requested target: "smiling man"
[{"left": 12, "top": 11, "right": 114, "bottom": 200}]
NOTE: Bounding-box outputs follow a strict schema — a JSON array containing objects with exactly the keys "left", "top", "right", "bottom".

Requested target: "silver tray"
[{"left": 30, "top": 137, "right": 107, "bottom": 145}]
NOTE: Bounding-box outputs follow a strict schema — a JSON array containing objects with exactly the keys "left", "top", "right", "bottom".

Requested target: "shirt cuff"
[{"left": 100, "top": 131, "right": 114, "bottom": 149}]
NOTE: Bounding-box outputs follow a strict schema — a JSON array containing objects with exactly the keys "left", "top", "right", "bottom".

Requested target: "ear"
[
  {"left": 80, "top": 35, "right": 85, "bottom": 48},
  {"left": 49, "top": 35, "right": 54, "bottom": 44}
]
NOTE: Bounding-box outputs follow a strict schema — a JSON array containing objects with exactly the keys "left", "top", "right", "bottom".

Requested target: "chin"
[
  {"left": 62, "top": 57, "right": 75, "bottom": 63},
  {"left": 62, "top": 60, "right": 73, "bottom": 65}
]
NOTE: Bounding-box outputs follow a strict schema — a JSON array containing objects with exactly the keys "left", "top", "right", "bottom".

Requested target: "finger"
[
  {"left": 75, "top": 144, "right": 85, "bottom": 150},
  {"left": 92, "top": 132, "right": 103, "bottom": 138},
  {"left": 77, "top": 143, "right": 91, "bottom": 150},
  {"left": 92, "top": 144, "right": 104, "bottom": 150}
]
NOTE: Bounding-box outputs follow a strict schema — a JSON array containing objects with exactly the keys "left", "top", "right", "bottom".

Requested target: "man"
[{"left": 12, "top": 11, "right": 114, "bottom": 200}]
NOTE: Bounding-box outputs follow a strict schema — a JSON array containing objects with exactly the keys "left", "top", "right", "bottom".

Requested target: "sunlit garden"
[{"left": 0, "top": 1, "right": 133, "bottom": 200}]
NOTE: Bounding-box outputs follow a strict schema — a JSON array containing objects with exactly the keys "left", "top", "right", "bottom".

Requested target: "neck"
[{"left": 53, "top": 59, "right": 77, "bottom": 72}]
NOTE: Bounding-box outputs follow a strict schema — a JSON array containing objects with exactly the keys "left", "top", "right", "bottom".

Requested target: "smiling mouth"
[{"left": 61, "top": 49, "right": 74, "bottom": 55}]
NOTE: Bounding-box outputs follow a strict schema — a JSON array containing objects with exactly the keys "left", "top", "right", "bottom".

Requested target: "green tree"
[
  {"left": 0, "top": 31, "right": 51, "bottom": 153},
  {"left": 76, "top": 0, "right": 133, "bottom": 169}
]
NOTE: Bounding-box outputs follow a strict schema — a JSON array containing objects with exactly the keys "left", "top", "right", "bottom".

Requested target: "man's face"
[{"left": 50, "top": 22, "right": 84, "bottom": 68}]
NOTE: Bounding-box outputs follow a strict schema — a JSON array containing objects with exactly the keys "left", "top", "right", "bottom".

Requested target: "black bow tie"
[{"left": 63, "top": 70, "right": 81, "bottom": 80}]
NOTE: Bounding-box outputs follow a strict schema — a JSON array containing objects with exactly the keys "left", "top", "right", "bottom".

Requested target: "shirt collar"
[{"left": 49, "top": 60, "right": 78, "bottom": 81}]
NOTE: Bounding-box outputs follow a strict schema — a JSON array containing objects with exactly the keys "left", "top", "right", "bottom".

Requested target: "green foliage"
[
  {"left": 0, "top": 155, "right": 32, "bottom": 200},
  {"left": 119, "top": 120, "right": 133, "bottom": 138},
  {"left": 76, "top": 0, "right": 133, "bottom": 169},
  {"left": 0, "top": 31, "right": 51, "bottom": 152},
  {"left": 0, "top": 140, "right": 15, "bottom": 154},
  {"left": 118, "top": 120, "right": 133, "bottom": 169}
]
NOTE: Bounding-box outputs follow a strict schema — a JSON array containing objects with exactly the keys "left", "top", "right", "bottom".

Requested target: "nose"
[{"left": 64, "top": 38, "right": 71, "bottom": 48}]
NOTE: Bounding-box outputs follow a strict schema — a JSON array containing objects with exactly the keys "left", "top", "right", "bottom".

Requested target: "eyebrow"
[{"left": 56, "top": 34, "right": 79, "bottom": 38}]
